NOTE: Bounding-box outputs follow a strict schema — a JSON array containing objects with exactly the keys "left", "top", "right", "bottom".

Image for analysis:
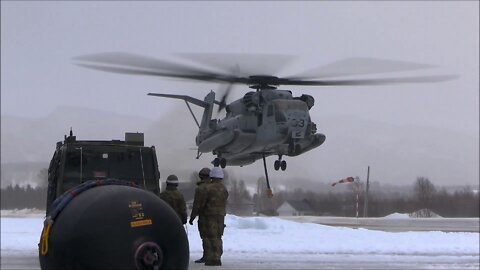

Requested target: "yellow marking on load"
[
  {"left": 130, "top": 219, "right": 153, "bottom": 228},
  {"left": 40, "top": 223, "right": 52, "bottom": 255}
]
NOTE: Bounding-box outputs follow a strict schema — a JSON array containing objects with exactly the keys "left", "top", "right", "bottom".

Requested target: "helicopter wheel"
[
  {"left": 280, "top": 160, "right": 287, "bottom": 171},
  {"left": 213, "top": 158, "right": 220, "bottom": 167},
  {"left": 220, "top": 158, "right": 227, "bottom": 169},
  {"left": 274, "top": 160, "right": 280, "bottom": 171}
]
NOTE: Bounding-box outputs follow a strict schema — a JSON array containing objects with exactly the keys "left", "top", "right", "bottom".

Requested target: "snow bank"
[
  {"left": 1, "top": 209, "right": 45, "bottom": 218},
  {"left": 191, "top": 215, "right": 478, "bottom": 255},
  {"left": 1, "top": 214, "right": 478, "bottom": 256},
  {"left": 383, "top": 212, "right": 411, "bottom": 219}
]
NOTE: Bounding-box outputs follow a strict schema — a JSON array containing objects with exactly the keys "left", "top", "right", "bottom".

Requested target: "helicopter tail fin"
[
  {"left": 148, "top": 91, "right": 217, "bottom": 131},
  {"left": 148, "top": 93, "right": 208, "bottom": 108},
  {"left": 199, "top": 91, "right": 216, "bottom": 131}
]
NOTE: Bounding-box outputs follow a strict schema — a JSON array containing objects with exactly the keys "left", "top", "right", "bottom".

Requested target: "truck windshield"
[{"left": 64, "top": 146, "right": 155, "bottom": 185}]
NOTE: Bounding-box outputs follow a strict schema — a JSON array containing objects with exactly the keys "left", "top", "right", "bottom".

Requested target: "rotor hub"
[{"left": 248, "top": 75, "right": 280, "bottom": 90}]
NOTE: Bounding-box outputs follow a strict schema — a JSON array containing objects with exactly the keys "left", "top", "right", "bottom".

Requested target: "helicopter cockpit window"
[
  {"left": 273, "top": 100, "right": 307, "bottom": 123},
  {"left": 273, "top": 100, "right": 308, "bottom": 111}
]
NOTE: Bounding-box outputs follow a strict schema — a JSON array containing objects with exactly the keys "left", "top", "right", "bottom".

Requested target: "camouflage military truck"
[
  {"left": 45, "top": 131, "right": 160, "bottom": 213},
  {"left": 40, "top": 131, "right": 190, "bottom": 270}
]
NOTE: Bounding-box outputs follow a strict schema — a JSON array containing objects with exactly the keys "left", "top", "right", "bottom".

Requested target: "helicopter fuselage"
[{"left": 195, "top": 89, "right": 326, "bottom": 166}]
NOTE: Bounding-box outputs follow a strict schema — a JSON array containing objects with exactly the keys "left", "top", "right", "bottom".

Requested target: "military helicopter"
[{"left": 74, "top": 53, "right": 456, "bottom": 195}]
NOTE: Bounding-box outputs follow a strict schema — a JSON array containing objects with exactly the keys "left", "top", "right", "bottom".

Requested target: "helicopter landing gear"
[
  {"left": 220, "top": 158, "right": 227, "bottom": 168},
  {"left": 213, "top": 157, "right": 227, "bottom": 168},
  {"left": 274, "top": 156, "right": 287, "bottom": 171},
  {"left": 274, "top": 160, "right": 280, "bottom": 171},
  {"left": 280, "top": 160, "right": 287, "bottom": 171}
]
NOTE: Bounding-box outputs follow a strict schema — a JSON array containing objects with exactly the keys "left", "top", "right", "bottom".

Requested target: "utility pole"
[{"left": 363, "top": 166, "right": 370, "bottom": 217}]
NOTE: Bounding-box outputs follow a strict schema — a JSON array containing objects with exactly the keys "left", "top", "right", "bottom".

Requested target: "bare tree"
[
  {"left": 37, "top": 168, "right": 49, "bottom": 188},
  {"left": 413, "top": 177, "right": 436, "bottom": 214},
  {"left": 254, "top": 177, "right": 277, "bottom": 215}
]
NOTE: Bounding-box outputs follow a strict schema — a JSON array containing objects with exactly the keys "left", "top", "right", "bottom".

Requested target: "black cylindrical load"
[{"left": 39, "top": 185, "right": 189, "bottom": 270}]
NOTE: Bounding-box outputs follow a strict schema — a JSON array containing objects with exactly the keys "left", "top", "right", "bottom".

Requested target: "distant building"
[
  {"left": 227, "top": 198, "right": 254, "bottom": 216},
  {"left": 277, "top": 199, "right": 315, "bottom": 216},
  {"left": 409, "top": 208, "right": 441, "bottom": 218}
]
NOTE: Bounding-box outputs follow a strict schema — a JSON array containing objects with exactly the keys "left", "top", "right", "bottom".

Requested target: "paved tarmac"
[
  {"left": 280, "top": 216, "right": 480, "bottom": 232},
  {"left": 2, "top": 252, "right": 479, "bottom": 270}
]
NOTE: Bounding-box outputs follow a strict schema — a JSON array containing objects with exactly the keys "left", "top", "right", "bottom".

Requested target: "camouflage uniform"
[
  {"left": 160, "top": 186, "right": 187, "bottom": 224},
  {"left": 189, "top": 172, "right": 211, "bottom": 262},
  {"left": 203, "top": 178, "right": 229, "bottom": 265}
]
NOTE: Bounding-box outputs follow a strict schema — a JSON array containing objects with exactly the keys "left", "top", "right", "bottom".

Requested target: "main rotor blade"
[
  {"left": 75, "top": 52, "right": 254, "bottom": 85},
  {"left": 175, "top": 53, "right": 296, "bottom": 77},
  {"left": 291, "top": 57, "right": 435, "bottom": 79},
  {"left": 280, "top": 74, "right": 459, "bottom": 86},
  {"left": 74, "top": 53, "right": 457, "bottom": 88},
  {"left": 75, "top": 63, "right": 236, "bottom": 82},
  {"left": 217, "top": 83, "right": 234, "bottom": 113},
  {"left": 74, "top": 52, "right": 224, "bottom": 77}
]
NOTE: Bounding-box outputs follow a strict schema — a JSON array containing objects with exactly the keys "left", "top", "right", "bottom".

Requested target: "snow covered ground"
[{"left": 1, "top": 210, "right": 479, "bottom": 269}]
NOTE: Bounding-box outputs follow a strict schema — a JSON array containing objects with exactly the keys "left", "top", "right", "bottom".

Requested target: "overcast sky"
[{"left": 1, "top": 2, "right": 478, "bottom": 186}]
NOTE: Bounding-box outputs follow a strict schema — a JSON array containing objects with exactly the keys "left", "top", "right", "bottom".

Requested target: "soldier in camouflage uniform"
[
  {"left": 189, "top": 167, "right": 211, "bottom": 264},
  {"left": 160, "top": 174, "right": 187, "bottom": 224},
  {"left": 202, "top": 167, "right": 229, "bottom": 266}
]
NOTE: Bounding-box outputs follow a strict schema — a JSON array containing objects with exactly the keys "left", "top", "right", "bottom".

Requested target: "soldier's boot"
[
  {"left": 211, "top": 237, "right": 223, "bottom": 266},
  {"left": 194, "top": 257, "right": 205, "bottom": 263},
  {"left": 205, "top": 238, "right": 222, "bottom": 266},
  {"left": 205, "top": 260, "right": 221, "bottom": 266},
  {"left": 195, "top": 239, "right": 207, "bottom": 263},
  {"left": 203, "top": 238, "right": 215, "bottom": 265}
]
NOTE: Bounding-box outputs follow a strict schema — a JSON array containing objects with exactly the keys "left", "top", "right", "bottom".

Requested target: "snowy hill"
[{"left": 1, "top": 107, "right": 478, "bottom": 187}]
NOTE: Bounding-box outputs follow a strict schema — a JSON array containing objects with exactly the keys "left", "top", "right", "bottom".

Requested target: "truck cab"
[{"left": 46, "top": 131, "right": 160, "bottom": 213}]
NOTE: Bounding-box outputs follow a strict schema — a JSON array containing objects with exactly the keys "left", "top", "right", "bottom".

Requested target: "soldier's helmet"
[
  {"left": 166, "top": 174, "right": 179, "bottom": 186},
  {"left": 198, "top": 168, "right": 210, "bottom": 178},
  {"left": 209, "top": 167, "right": 224, "bottom": 180}
]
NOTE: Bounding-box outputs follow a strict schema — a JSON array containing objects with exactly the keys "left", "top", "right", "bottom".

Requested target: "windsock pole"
[
  {"left": 356, "top": 193, "right": 359, "bottom": 218},
  {"left": 331, "top": 176, "right": 359, "bottom": 218}
]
